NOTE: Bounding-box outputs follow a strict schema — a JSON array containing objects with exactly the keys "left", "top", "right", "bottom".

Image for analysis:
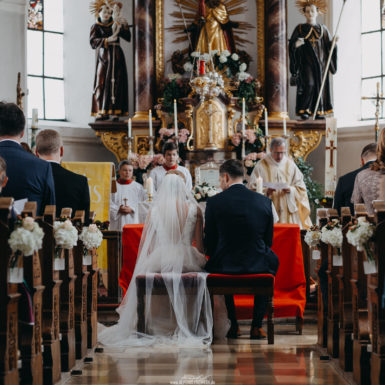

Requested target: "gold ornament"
[{"left": 295, "top": 0, "right": 327, "bottom": 15}]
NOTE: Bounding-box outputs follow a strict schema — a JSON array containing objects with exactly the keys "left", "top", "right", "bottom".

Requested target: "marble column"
[
  {"left": 265, "top": 0, "right": 288, "bottom": 119},
  {"left": 133, "top": 0, "right": 155, "bottom": 118}
]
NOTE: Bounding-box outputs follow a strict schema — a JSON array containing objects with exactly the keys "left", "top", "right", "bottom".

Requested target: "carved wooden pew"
[
  {"left": 351, "top": 204, "right": 371, "bottom": 385},
  {"left": 317, "top": 209, "right": 329, "bottom": 348},
  {"left": 72, "top": 211, "right": 89, "bottom": 359},
  {"left": 326, "top": 208, "right": 341, "bottom": 358},
  {"left": 338, "top": 207, "right": 354, "bottom": 372},
  {"left": 19, "top": 202, "right": 44, "bottom": 385},
  {"left": 86, "top": 212, "right": 98, "bottom": 349},
  {"left": 0, "top": 198, "right": 20, "bottom": 385},
  {"left": 37, "top": 205, "right": 62, "bottom": 385},
  {"left": 58, "top": 208, "right": 77, "bottom": 372},
  {"left": 369, "top": 201, "right": 385, "bottom": 385}
]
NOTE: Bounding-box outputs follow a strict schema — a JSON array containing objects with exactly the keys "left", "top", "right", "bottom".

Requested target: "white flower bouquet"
[
  {"left": 79, "top": 224, "right": 103, "bottom": 266},
  {"left": 54, "top": 220, "right": 78, "bottom": 250},
  {"left": 304, "top": 225, "right": 322, "bottom": 260},
  {"left": 320, "top": 219, "right": 343, "bottom": 248},
  {"left": 193, "top": 182, "right": 218, "bottom": 202}
]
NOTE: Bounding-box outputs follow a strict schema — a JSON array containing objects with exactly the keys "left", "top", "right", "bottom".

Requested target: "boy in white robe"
[
  {"left": 149, "top": 141, "right": 192, "bottom": 192},
  {"left": 110, "top": 160, "right": 146, "bottom": 230}
]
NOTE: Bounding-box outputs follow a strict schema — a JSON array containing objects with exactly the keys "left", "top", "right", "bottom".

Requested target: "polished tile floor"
[{"left": 61, "top": 323, "right": 349, "bottom": 385}]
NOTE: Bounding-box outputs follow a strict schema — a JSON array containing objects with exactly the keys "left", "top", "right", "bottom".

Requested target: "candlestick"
[
  {"left": 174, "top": 99, "right": 178, "bottom": 138},
  {"left": 264, "top": 108, "right": 269, "bottom": 137},
  {"left": 128, "top": 118, "right": 132, "bottom": 138},
  {"left": 283, "top": 118, "right": 287, "bottom": 136},
  {"left": 241, "top": 98, "right": 246, "bottom": 159},
  {"left": 148, "top": 109, "right": 153, "bottom": 137},
  {"left": 31, "top": 108, "right": 38, "bottom": 129},
  {"left": 256, "top": 176, "right": 263, "bottom": 194}
]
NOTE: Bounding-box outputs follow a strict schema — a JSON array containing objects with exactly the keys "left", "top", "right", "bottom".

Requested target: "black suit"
[
  {"left": 204, "top": 184, "right": 279, "bottom": 329},
  {"left": 0, "top": 140, "right": 55, "bottom": 216},
  {"left": 333, "top": 161, "right": 374, "bottom": 215},
  {"left": 50, "top": 162, "right": 90, "bottom": 224}
]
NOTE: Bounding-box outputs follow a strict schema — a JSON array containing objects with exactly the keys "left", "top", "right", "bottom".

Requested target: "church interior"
[{"left": 1, "top": 0, "right": 384, "bottom": 384}]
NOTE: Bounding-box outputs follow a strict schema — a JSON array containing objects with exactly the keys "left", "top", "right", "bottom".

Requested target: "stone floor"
[{"left": 60, "top": 321, "right": 350, "bottom": 385}]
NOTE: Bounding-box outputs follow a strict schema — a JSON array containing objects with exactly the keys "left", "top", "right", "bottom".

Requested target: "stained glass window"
[{"left": 27, "top": 0, "right": 65, "bottom": 121}]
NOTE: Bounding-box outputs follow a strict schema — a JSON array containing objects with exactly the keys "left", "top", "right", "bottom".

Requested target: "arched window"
[
  {"left": 27, "top": 0, "right": 65, "bottom": 120},
  {"left": 361, "top": 0, "right": 385, "bottom": 120}
]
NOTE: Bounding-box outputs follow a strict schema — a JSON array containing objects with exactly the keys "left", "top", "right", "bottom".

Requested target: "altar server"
[{"left": 110, "top": 160, "right": 146, "bottom": 230}]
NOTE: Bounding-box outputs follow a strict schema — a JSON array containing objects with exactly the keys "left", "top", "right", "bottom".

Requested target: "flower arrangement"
[
  {"left": 54, "top": 219, "right": 78, "bottom": 250},
  {"left": 8, "top": 216, "right": 44, "bottom": 257},
  {"left": 158, "top": 127, "right": 190, "bottom": 144},
  {"left": 320, "top": 219, "right": 343, "bottom": 248},
  {"left": 159, "top": 77, "right": 191, "bottom": 113},
  {"left": 304, "top": 225, "right": 322, "bottom": 248},
  {"left": 346, "top": 216, "right": 375, "bottom": 260},
  {"left": 79, "top": 224, "right": 103, "bottom": 251},
  {"left": 193, "top": 182, "right": 218, "bottom": 202}
]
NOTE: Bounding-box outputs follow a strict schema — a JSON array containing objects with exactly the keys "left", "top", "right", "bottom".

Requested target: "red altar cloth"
[{"left": 120, "top": 223, "right": 306, "bottom": 319}]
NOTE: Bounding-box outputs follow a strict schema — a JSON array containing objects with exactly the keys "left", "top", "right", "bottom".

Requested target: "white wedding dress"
[{"left": 98, "top": 174, "right": 229, "bottom": 347}]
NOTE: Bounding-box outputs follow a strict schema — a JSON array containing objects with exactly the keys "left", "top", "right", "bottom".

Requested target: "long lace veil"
[{"left": 98, "top": 173, "right": 213, "bottom": 346}]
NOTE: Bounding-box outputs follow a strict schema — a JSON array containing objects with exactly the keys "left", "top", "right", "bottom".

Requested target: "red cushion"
[{"left": 207, "top": 274, "right": 274, "bottom": 287}]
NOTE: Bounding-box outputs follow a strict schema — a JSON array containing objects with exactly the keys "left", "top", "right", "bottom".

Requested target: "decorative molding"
[
  {"left": 155, "top": 0, "right": 164, "bottom": 88},
  {"left": 0, "top": 0, "right": 26, "bottom": 14},
  {"left": 95, "top": 131, "right": 128, "bottom": 162},
  {"left": 290, "top": 130, "right": 323, "bottom": 160}
]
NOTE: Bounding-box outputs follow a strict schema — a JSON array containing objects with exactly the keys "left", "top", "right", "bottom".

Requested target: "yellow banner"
[{"left": 61, "top": 162, "right": 116, "bottom": 270}]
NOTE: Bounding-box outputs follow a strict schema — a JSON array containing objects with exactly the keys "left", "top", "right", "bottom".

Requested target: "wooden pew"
[
  {"left": 0, "top": 198, "right": 21, "bottom": 385},
  {"left": 317, "top": 209, "right": 328, "bottom": 348},
  {"left": 369, "top": 201, "right": 385, "bottom": 385},
  {"left": 87, "top": 212, "right": 98, "bottom": 349},
  {"left": 300, "top": 229, "right": 312, "bottom": 304},
  {"left": 19, "top": 202, "right": 44, "bottom": 385},
  {"left": 351, "top": 204, "right": 371, "bottom": 385},
  {"left": 58, "top": 208, "right": 76, "bottom": 372},
  {"left": 326, "top": 208, "right": 340, "bottom": 358},
  {"left": 72, "top": 211, "right": 89, "bottom": 359},
  {"left": 338, "top": 207, "right": 354, "bottom": 372},
  {"left": 37, "top": 205, "right": 62, "bottom": 385}
]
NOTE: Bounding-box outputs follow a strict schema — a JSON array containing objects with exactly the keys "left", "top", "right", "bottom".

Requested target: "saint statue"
[
  {"left": 289, "top": 0, "right": 337, "bottom": 120},
  {"left": 90, "top": 0, "right": 131, "bottom": 120}
]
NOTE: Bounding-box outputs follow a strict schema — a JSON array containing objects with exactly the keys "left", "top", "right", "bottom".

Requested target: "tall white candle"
[
  {"left": 149, "top": 109, "right": 153, "bottom": 137},
  {"left": 242, "top": 98, "right": 246, "bottom": 136},
  {"left": 128, "top": 118, "right": 132, "bottom": 138},
  {"left": 146, "top": 177, "right": 153, "bottom": 195},
  {"left": 264, "top": 108, "right": 269, "bottom": 137},
  {"left": 283, "top": 118, "right": 287, "bottom": 136},
  {"left": 256, "top": 176, "right": 263, "bottom": 194},
  {"left": 32, "top": 108, "right": 38, "bottom": 129},
  {"left": 174, "top": 99, "right": 178, "bottom": 138}
]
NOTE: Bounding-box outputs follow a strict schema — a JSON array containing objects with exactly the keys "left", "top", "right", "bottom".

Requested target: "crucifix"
[
  {"left": 361, "top": 81, "right": 385, "bottom": 141},
  {"left": 123, "top": 198, "right": 128, "bottom": 207},
  {"left": 325, "top": 140, "right": 337, "bottom": 168}
]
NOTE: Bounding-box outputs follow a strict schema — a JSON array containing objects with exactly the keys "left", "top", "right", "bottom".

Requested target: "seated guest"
[
  {"left": 0, "top": 102, "right": 55, "bottom": 215},
  {"left": 204, "top": 159, "right": 279, "bottom": 340},
  {"left": 333, "top": 143, "right": 376, "bottom": 215},
  {"left": 149, "top": 141, "right": 192, "bottom": 192},
  {"left": 352, "top": 129, "right": 385, "bottom": 215},
  {"left": 35, "top": 129, "right": 90, "bottom": 223},
  {"left": 248, "top": 137, "right": 312, "bottom": 229},
  {"left": 110, "top": 160, "right": 146, "bottom": 230}
]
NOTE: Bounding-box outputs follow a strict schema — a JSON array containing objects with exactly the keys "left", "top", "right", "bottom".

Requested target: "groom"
[{"left": 204, "top": 159, "right": 279, "bottom": 339}]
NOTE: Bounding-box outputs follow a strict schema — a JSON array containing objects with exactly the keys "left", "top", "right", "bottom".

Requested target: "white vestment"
[
  {"left": 149, "top": 165, "right": 193, "bottom": 192},
  {"left": 248, "top": 154, "right": 312, "bottom": 229},
  {"left": 109, "top": 181, "right": 146, "bottom": 230}
]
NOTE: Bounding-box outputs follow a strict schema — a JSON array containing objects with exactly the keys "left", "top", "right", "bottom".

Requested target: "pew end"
[
  {"left": 22, "top": 201, "right": 37, "bottom": 217},
  {"left": 61, "top": 207, "right": 73, "bottom": 219}
]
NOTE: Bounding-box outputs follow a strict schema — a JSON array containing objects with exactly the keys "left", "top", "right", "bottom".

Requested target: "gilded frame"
[{"left": 155, "top": 0, "right": 265, "bottom": 91}]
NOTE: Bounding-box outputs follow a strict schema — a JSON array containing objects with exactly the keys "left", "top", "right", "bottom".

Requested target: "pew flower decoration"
[
  {"left": 193, "top": 182, "right": 218, "bottom": 202},
  {"left": 8, "top": 216, "right": 44, "bottom": 256},
  {"left": 79, "top": 224, "right": 104, "bottom": 266},
  {"left": 304, "top": 225, "right": 321, "bottom": 247},
  {"left": 320, "top": 219, "right": 343, "bottom": 248},
  {"left": 346, "top": 217, "right": 375, "bottom": 261},
  {"left": 54, "top": 219, "right": 78, "bottom": 249}
]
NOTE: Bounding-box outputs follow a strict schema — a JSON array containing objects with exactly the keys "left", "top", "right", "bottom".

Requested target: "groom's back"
[{"left": 204, "top": 184, "right": 278, "bottom": 275}]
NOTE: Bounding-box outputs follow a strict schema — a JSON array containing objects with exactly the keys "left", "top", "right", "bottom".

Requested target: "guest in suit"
[
  {"left": 333, "top": 142, "right": 377, "bottom": 215},
  {"left": 204, "top": 159, "right": 279, "bottom": 340},
  {"left": 36, "top": 129, "right": 90, "bottom": 223},
  {"left": 0, "top": 156, "right": 8, "bottom": 194},
  {"left": 0, "top": 102, "right": 55, "bottom": 215}
]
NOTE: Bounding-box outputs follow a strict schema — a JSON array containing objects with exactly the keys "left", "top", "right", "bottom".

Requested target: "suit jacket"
[
  {"left": 0, "top": 141, "right": 55, "bottom": 216},
  {"left": 333, "top": 161, "right": 374, "bottom": 215},
  {"left": 204, "top": 184, "right": 279, "bottom": 275},
  {"left": 50, "top": 162, "right": 90, "bottom": 224}
]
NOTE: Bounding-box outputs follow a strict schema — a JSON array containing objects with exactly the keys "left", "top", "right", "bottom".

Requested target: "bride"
[{"left": 98, "top": 171, "right": 229, "bottom": 346}]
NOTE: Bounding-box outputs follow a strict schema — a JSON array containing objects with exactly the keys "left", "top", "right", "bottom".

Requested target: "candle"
[
  {"left": 32, "top": 108, "right": 38, "bottom": 129},
  {"left": 148, "top": 109, "right": 153, "bottom": 137},
  {"left": 146, "top": 177, "right": 153, "bottom": 195},
  {"left": 128, "top": 118, "right": 132, "bottom": 138},
  {"left": 377, "top": 81, "right": 380, "bottom": 95},
  {"left": 199, "top": 60, "right": 205, "bottom": 75},
  {"left": 242, "top": 98, "right": 246, "bottom": 136},
  {"left": 256, "top": 176, "right": 263, "bottom": 194},
  {"left": 174, "top": 99, "right": 178, "bottom": 138},
  {"left": 264, "top": 108, "right": 269, "bottom": 137},
  {"left": 283, "top": 118, "right": 287, "bottom": 136}
]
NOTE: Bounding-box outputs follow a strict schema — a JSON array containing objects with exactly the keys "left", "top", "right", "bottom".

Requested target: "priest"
[
  {"left": 248, "top": 137, "right": 312, "bottom": 229},
  {"left": 149, "top": 142, "right": 192, "bottom": 192},
  {"left": 110, "top": 160, "right": 146, "bottom": 230}
]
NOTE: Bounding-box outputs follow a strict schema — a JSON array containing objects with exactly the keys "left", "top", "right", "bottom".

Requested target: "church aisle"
[{"left": 61, "top": 323, "right": 349, "bottom": 385}]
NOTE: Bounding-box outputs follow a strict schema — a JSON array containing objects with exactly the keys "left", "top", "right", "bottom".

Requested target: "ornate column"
[
  {"left": 265, "top": 0, "right": 288, "bottom": 119},
  {"left": 133, "top": 0, "right": 155, "bottom": 119}
]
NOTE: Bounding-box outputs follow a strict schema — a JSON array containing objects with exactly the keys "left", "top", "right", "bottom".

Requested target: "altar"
[{"left": 120, "top": 223, "right": 306, "bottom": 321}]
